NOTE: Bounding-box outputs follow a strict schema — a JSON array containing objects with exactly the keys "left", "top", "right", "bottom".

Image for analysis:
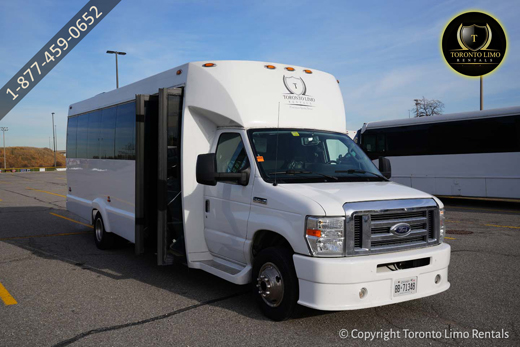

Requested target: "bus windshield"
[{"left": 248, "top": 129, "right": 385, "bottom": 183}]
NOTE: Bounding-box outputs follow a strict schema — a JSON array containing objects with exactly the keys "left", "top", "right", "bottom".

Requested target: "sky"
[{"left": 0, "top": 0, "right": 519, "bottom": 149}]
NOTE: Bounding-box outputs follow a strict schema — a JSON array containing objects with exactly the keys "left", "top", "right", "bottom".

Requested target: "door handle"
[{"left": 205, "top": 199, "right": 210, "bottom": 212}]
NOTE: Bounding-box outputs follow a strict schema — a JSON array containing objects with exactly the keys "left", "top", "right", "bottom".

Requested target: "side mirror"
[
  {"left": 196, "top": 153, "right": 217, "bottom": 186},
  {"left": 379, "top": 157, "right": 392, "bottom": 179},
  {"left": 196, "top": 153, "right": 250, "bottom": 186}
]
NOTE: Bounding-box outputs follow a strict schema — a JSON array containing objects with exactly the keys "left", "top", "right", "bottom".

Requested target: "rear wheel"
[
  {"left": 94, "top": 213, "right": 115, "bottom": 250},
  {"left": 253, "top": 247, "right": 299, "bottom": 321}
]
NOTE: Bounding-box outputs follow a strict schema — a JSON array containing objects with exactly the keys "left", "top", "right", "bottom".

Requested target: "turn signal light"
[
  {"left": 306, "top": 229, "right": 321, "bottom": 237},
  {"left": 265, "top": 65, "right": 276, "bottom": 70},
  {"left": 303, "top": 69, "right": 312, "bottom": 74},
  {"left": 203, "top": 63, "right": 216, "bottom": 67}
]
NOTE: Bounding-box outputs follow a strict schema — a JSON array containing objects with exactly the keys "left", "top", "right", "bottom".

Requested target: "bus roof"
[
  {"left": 362, "top": 105, "right": 520, "bottom": 132},
  {"left": 68, "top": 60, "right": 346, "bottom": 132}
]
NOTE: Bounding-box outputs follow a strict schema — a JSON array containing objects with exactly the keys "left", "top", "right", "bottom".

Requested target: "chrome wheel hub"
[
  {"left": 95, "top": 219, "right": 103, "bottom": 242},
  {"left": 256, "top": 262, "right": 284, "bottom": 307}
]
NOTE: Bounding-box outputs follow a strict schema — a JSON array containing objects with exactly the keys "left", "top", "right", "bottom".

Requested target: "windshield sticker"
[{"left": 291, "top": 132, "right": 300, "bottom": 136}]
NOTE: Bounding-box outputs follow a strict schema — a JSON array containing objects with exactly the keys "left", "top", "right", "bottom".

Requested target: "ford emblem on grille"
[{"left": 390, "top": 223, "right": 412, "bottom": 237}]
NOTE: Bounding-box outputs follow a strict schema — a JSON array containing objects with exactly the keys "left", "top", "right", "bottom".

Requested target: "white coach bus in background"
[
  {"left": 66, "top": 61, "right": 450, "bottom": 321},
  {"left": 356, "top": 106, "right": 520, "bottom": 200}
]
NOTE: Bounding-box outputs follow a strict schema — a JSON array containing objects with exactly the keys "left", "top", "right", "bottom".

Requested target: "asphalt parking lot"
[{"left": 0, "top": 171, "right": 519, "bottom": 346}]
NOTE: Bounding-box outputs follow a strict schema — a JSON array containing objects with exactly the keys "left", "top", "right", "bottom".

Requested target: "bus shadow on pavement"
[{"left": 0, "top": 206, "right": 327, "bottom": 321}]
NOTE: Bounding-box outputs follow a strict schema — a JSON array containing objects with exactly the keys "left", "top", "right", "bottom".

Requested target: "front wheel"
[{"left": 252, "top": 247, "right": 299, "bottom": 321}]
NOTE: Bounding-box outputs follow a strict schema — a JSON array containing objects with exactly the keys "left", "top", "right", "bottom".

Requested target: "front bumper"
[{"left": 293, "top": 243, "right": 450, "bottom": 311}]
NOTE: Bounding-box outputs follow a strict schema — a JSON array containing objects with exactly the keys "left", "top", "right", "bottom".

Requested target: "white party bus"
[
  {"left": 356, "top": 106, "right": 520, "bottom": 200},
  {"left": 66, "top": 61, "right": 450, "bottom": 320}
]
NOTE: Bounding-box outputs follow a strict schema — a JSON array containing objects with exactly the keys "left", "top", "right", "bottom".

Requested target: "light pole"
[
  {"left": 0, "top": 127, "right": 8, "bottom": 169},
  {"left": 480, "top": 76, "right": 483, "bottom": 110},
  {"left": 52, "top": 112, "right": 56, "bottom": 168},
  {"left": 106, "top": 50, "right": 126, "bottom": 88}
]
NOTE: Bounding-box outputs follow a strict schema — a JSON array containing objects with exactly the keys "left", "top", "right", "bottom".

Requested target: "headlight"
[
  {"left": 305, "top": 216, "right": 345, "bottom": 256},
  {"left": 439, "top": 208, "right": 445, "bottom": 243}
]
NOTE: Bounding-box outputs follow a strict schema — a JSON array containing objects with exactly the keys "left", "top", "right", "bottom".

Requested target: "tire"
[
  {"left": 252, "top": 247, "right": 299, "bottom": 321},
  {"left": 94, "top": 213, "right": 115, "bottom": 250}
]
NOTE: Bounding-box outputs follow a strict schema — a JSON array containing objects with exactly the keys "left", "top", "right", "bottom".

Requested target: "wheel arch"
[
  {"left": 250, "top": 229, "right": 294, "bottom": 260},
  {"left": 91, "top": 198, "right": 111, "bottom": 232}
]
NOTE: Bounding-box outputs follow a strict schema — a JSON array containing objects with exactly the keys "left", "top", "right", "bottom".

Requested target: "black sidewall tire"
[
  {"left": 94, "top": 213, "right": 115, "bottom": 250},
  {"left": 253, "top": 247, "right": 299, "bottom": 321}
]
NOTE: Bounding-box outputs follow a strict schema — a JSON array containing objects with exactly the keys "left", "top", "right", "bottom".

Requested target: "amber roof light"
[
  {"left": 265, "top": 65, "right": 276, "bottom": 70},
  {"left": 303, "top": 69, "right": 313, "bottom": 74},
  {"left": 203, "top": 63, "right": 216, "bottom": 67},
  {"left": 285, "top": 67, "right": 295, "bottom": 71},
  {"left": 176, "top": 69, "right": 182, "bottom": 75}
]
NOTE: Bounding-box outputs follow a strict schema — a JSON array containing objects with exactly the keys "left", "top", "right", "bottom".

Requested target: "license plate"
[{"left": 393, "top": 277, "right": 417, "bottom": 297}]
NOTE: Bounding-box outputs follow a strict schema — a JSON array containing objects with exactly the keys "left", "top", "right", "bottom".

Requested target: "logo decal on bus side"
[{"left": 282, "top": 75, "right": 315, "bottom": 108}]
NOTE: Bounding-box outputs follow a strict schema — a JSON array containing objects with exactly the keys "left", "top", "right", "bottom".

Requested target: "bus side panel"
[
  {"left": 381, "top": 152, "right": 520, "bottom": 199},
  {"left": 67, "top": 157, "right": 135, "bottom": 242}
]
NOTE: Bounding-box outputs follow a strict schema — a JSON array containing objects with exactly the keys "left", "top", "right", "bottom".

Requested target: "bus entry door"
[{"left": 135, "top": 88, "right": 184, "bottom": 265}]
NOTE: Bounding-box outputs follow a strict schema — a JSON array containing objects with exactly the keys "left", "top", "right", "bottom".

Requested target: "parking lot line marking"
[
  {"left": 485, "top": 224, "right": 520, "bottom": 230},
  {"left": 50, "top": 212, "right": 93, "bottom": 229},
  {"left": 0, "top": 231, "right": 90, "bottom": 241},
  {"left": 26, "top": 187, "right": 66, "bottom": 198},
  {"left": 0, "top": 282, "right": 17, "bottom": 306},
  {"left": 444, "top": 237, "right": 456, "bottom": 240}
]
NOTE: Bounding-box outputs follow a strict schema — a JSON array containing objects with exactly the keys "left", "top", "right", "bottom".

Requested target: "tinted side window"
[
  {"left": 87, "top": 111, "right": 102, "bottom": 159},
  {"left": 76, "top": 114, "right": 89, "bottom": 159},
  {"left": 216, "top": 133, "right": 249, "bottom": 174},
  {"left": 66, "top": 117, "right": 78, "bottom": 158},
  {"left": 362, "top": 114, "right": 520, "bottom": 157},
  {"left": 100, "top": 107, "right": 117, "bottom": 159},
  {"left": 115, "top": 102, "right": 135, "bottom": 160}
]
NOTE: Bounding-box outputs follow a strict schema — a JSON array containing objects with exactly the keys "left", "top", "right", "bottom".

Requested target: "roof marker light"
[
  {"left": 337, "top": 79, "right": 340, "bottom": 84},
  {"left": 285, "top": 67, "right": 295, "bottom": 71},
  {"left": 265, "top": 65, "right": 276, "bottom": 70},
  {"left": 303, "top": 69, "right": 313, "bottom": 74},
  {"left": 203, "top": 63, "right": 216, "bottom": 67},
  {"left": 176, "top": 69, "right": 182, "bottom": 75}
]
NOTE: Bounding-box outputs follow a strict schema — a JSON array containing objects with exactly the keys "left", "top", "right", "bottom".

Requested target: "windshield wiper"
[
  {"left": 335, "top": 169, "right": 389, "bottom": 181},
  {"left": 269, "top": 170, "right": 338, "bottom": 181}
]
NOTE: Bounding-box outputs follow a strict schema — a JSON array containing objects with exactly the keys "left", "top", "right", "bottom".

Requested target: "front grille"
[
  {"left": 346, "top": 199, "right": 439, "bottom": 255},
  {"left": 371, "top": 236, "right": 424, "bottom": 247},
  {"left": 354, "top": 216, "right": 362, "bottom": 248}
]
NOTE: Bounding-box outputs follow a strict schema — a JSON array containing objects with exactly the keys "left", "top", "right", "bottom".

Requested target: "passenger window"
[
  {"left": 216, "top": 133, "right": 250, "bottom": 174},
  {"left": 363, "top": 134, "right": 376, "bottom": 152},
  {"left": 87, "top": 111, "right": 102, "bottom": 159},
  {"left": 66, "top": 117, "right": 78, "bottom": 158},
  {"left": 100, "top": 107, "right": 117, "bottom": 159},
  {"left": 115, "top": 102, "right": 136, "bottom": 160},
  {"left": 76, "top": 114, "right": 89, "bottom": 158}
]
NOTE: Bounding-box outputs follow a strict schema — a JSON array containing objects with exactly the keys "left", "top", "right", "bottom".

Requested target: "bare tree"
[{"left": 411, "top": 97, "right": 445, "bottom": 117}]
